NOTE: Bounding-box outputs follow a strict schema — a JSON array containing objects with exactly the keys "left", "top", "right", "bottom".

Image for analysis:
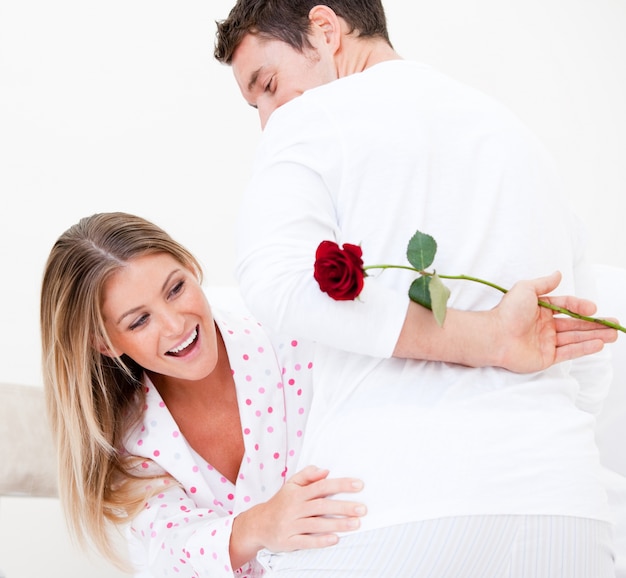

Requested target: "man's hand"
[{"left": 493, "top": 271, "right": 618, "bottom": 372}]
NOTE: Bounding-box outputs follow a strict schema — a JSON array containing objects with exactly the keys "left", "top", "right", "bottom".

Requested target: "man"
[{"left": 215, "top": 2, "right": 617, "bottom": 576}]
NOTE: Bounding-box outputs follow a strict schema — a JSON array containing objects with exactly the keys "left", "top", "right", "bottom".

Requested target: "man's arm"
[{"left": 393, "top": 271, "right": 617, "bottom": 372}]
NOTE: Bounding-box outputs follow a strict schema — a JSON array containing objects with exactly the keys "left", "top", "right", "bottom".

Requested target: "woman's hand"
[{"left": 229, "top": 465, "right": 366, "bottom": 569}]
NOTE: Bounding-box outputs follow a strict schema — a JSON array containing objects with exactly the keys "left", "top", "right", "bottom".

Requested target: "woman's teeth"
[{"left": 168, "top": 327, "right": 198, "bottom": 354}]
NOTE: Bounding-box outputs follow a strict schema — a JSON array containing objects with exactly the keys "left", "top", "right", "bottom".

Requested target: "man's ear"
[{"left": 308, "top": 5, "right": 342, "bottom": 53}]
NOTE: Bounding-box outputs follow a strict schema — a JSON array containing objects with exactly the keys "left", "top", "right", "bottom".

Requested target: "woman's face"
[{"left": 100, "top": 252, "right": 219, "bottom": 383}]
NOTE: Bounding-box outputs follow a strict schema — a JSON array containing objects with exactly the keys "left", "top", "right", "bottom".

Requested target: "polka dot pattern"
[{"left": 125, "top": 309, "right": 314, "bottom": 577}]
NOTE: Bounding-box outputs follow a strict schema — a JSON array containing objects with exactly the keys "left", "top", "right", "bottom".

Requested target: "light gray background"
[{"left": 0, "top": 1, "right": 625, "bottom": 574}]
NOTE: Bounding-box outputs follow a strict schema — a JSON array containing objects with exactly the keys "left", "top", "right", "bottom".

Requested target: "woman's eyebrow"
[{"left": 115, "top": 269, "right": 181, "bottom": 325}]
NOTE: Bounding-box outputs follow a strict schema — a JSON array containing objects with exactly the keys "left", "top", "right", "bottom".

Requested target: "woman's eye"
[
  {"left": 129, "top": 314, "right": 149, "bottom": 331},
  {"left": 169, "top": 280, "right": 185, "bottom": 299}
]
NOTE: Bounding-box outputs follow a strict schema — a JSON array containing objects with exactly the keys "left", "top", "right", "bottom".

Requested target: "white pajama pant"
[{"left": 258, "top": 516, "right": 615, "bottom": 577}]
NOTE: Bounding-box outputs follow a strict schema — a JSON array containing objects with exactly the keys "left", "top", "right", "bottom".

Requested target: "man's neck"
[{"left": 336, "top": 37, "right": 402, "bottom": 78}]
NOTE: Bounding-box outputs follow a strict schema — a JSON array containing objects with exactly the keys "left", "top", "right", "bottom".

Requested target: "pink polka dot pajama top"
[{"left": 124, "top": 309, "right": 314, "bottom": 577}]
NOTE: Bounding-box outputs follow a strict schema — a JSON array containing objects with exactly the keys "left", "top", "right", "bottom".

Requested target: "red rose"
[{"left": 314, "top": 240, "right": 366, "bottom": 300}]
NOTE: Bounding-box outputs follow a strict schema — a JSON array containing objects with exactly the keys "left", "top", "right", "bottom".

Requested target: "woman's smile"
[{"left": 166, "top": 325, "right": 200, "bottom": 357}]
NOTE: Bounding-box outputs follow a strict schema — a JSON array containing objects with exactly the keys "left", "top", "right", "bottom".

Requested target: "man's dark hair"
[{"left": 214, "top": 0, "right": 391, "bottom": 64}]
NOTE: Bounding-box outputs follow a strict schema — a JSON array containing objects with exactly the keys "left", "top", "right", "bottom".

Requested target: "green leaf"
[
  {"left": 409, "top": 276, "right": 432, "bottom": 309},
  {"left": 429, "top": 273, "right": 451, "bottom": 327},
  {"left": 406, "top": 230, "right": 437, "bottom": 270}
]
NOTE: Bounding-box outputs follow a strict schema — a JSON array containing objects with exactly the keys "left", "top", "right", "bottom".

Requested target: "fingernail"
[
  {"left": 352, "top": 480, "right": 364, "bottom": 490},
  {"left": 354, "top": 505, "right": 367, "bottom": 516}
]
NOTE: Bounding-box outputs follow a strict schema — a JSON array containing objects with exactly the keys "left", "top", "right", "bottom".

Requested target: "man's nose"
[{"left": 257, "top": 101, "right": 276, "bottom": 130}]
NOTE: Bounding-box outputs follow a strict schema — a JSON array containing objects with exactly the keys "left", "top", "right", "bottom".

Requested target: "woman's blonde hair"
[{"left": 40, "top": 212, "right": 202, "bottom": 568}]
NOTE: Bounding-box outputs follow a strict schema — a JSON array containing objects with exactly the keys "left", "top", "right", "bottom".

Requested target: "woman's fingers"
[
  {"left": 301, "top": 496, "right": 368, "bottom": 519},
  {"left": 287, "top": 466, "right": 365, "bottom": 499},
  {"left": 280, "top": 497, "right": 366, "bottom": 551},
  {"left": 287, "top": 465, "right": 332, "bottom": 487}
]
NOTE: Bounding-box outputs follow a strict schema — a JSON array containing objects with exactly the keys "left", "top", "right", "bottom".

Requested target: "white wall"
[
  {"left": 1, "top": 0, "right": 625, "bottom": 388},
  {"left": 0, "top": 1, "right": 624, "bottom": 576}
]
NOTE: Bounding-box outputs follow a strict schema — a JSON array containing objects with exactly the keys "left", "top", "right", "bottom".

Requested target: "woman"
[{"left": 40, "top": 212, "right": 366, "bottom": 577}]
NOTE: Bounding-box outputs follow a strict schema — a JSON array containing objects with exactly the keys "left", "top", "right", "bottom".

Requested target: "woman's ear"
[
  {"left": 93, "top": 335, "right": 120, "bottom": 358},
  {"left": 308, "top": 5, "right": 342, "bottom": 53}
]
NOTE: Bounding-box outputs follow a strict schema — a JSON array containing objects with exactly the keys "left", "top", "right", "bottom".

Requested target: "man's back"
[{"left": 236, "top": 59, "right": 611, "bottom": 531}]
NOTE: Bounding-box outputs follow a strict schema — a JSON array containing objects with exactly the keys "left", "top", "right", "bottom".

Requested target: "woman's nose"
[{"left": 161, "top": 308, "right": 185, "bottom": 336}]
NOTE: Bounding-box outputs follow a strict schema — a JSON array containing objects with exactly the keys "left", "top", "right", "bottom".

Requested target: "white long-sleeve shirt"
[
  {"left": 235, "top": 60, "right": 612, "bottom": 532},
  {"left": 125, "top": 308, "right": 313, "bottom": 577}
]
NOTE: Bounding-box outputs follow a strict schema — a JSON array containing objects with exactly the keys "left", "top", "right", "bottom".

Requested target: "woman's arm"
[{"left": 128, "top": 467, "right": 365, "bottom": 576}]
